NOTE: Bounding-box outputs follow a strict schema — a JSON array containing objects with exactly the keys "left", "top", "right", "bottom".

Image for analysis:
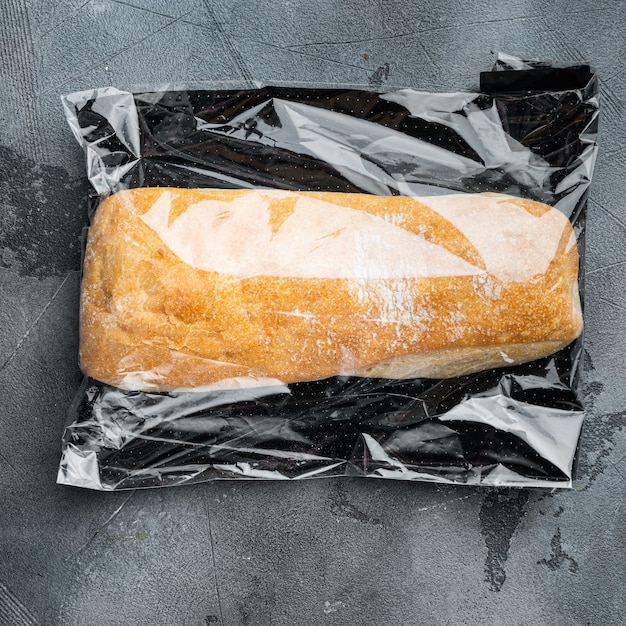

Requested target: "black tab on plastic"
[{"left": 480, "top": 64, "right": 593, "bottom": 93}]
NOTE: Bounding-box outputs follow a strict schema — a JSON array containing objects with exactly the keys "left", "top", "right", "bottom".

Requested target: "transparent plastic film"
[{"left": 58, "top": 55, "right": 598, "bottom": 490}]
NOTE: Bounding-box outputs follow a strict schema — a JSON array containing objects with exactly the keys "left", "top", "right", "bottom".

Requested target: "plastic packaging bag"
[{"left": 57, "top": 56, "right": 598, "bottom": 490}]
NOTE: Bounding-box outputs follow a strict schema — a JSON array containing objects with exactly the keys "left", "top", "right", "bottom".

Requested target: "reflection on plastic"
[
  {"left": 58, "top": 55, "right": 599, "bottom": 490},
  {"left": 59, "top": 368, "right": 585, "bottom": 490}
]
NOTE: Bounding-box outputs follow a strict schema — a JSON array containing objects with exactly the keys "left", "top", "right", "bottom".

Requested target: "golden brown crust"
[{"left": 79, "top": 188, "right": 582, "bottom": 390}]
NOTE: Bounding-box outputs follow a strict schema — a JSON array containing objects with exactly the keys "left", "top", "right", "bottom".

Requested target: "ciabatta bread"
[{"left": 79, "top": 188, "right": 582, "bottom": 391}]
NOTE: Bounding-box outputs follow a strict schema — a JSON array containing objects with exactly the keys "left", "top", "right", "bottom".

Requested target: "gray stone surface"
[{"left": 1, "top": 0, "right": 625, "bottom": 624}]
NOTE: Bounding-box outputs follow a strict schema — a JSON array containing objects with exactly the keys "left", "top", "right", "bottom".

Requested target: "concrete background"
[{"left": 1, "top": 0, "right": 625, "bottom": 624}]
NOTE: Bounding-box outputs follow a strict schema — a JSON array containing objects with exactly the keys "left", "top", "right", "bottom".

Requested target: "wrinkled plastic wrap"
[{"left": 58, "top": 56, "right": 599, "bottom": 490}]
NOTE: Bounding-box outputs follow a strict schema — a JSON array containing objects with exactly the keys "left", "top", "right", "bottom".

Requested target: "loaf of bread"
[{"left": 79, "top": 188, "right": 582, "bottom": 391}]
